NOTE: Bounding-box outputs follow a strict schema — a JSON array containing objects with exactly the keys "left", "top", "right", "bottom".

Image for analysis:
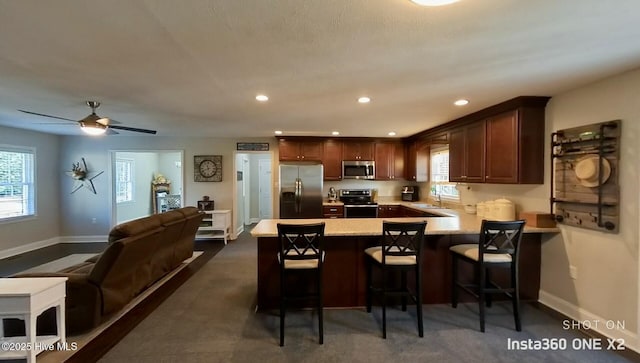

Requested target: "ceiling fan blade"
[
  {"left": 106, "top": 128, "right": 119, "bottom": 135},
  {"left": 109, "top": 125, "right": 157, "bottom": 134},
  {"left": 18, "top": 109, "right": 77, "bottom": 122}
]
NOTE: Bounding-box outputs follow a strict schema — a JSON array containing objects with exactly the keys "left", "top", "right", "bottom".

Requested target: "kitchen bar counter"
[
  {"left": 251, "top": 206, "right": 559, "bottom": 311},
  {"left": 251, "top": 206, "right": 559, "bottom": 237}
]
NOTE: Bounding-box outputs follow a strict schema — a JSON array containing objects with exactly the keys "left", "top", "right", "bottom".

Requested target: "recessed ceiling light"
[
  {"left": 332, "top": 131, "right": 340, "bottom": 136},
  {"left": 358, "top": 96, "right": 371, "bottom": 104},
  {"left": 256, "top": 94, "right": 269, "bottom": 102},
  {"left": 454, "top": 99, "right": 469, "bottom": 106},
  {"left": 410, "top": 0, "right": 459, "bottom": 6},
  {"left": 388, "top": 131, "right": 397, "bottom": 136},
  {"left": 274, "top": 130, "right": 283, "bottom": 135}
]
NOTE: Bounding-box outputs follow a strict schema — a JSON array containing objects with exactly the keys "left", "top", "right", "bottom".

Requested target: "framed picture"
[
  {"left": 194, "top": 155, "right": 222, "bottom": 182},
  {"left": 237, "top": 142, "right": 269, "bottom": 151}
]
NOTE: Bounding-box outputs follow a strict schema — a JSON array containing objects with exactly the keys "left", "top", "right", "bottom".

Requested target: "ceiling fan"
[{"left": 18, "top": 101, "right": 157, "bottom": 135}]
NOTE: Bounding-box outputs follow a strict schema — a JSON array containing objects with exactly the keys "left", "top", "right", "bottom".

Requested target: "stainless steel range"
[{"left": 339, "top": 189, "right": 378, "bottom": 218}]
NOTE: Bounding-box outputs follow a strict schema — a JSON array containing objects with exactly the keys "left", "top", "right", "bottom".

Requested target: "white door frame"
[{"left": 232, "top": 149, "right": 274, "bottom": 239}]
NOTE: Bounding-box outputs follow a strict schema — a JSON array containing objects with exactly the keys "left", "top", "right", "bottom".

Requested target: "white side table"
[
  {"left": 196, "top": 210, "right": 232, "bottom": 244},
  {"left": 0, "top": 277, "right": 67, "bottom": 363}
]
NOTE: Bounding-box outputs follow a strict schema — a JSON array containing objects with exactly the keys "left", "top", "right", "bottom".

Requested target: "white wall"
[
  {"left": 542, "top": 68, "right": 639, "bottom": 348},
  {"left": 460, "top": 68, "right": 640, "bottom": 349},
  {"left": 0, "top": 126, "right": 60, "bottom": 252},
  {"left": 249, "top": 153, "right": 271, "bottom": 220},
  {"left": 115, "top": 152, "right": 157, "bottom": 223},
  {"left": 157, "top": 152, "right": 182, "bottom": 195}
]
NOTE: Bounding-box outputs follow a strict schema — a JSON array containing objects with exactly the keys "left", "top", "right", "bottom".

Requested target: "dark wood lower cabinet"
[{"left": 256, "top": 233, "right": 542, "bottom": 310}]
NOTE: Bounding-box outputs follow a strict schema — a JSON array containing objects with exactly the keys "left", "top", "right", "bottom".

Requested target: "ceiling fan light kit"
[
  {"left": 18, "top": 100, "right": 157, "bottom": 135},
  {"left": 80, "top": 120, "right": 107, "bottom": 135}
]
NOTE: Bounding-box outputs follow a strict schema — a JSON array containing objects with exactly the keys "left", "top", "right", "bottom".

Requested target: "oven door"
[{"left": 344, "top": 204, "right": 378, "bottom": 218}]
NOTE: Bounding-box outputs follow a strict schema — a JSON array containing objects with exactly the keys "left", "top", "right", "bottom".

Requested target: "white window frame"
[
  {"left": 0, "top": 145, "right": 36, "bottom": 222},
  {"left": 115, "top": 158, "right": 135, "bottom": 204},
  {"left": 429, "top": 146, "right": 460, "bottom": 201}
]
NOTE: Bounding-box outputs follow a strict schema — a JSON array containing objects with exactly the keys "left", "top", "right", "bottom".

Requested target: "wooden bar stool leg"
[
  {"left": 401, "top": 271, "right": 407, "bottom": 311},
  {"left": 318, "top": 271, "right": 324, "bottom": 344},
  {"left": 366, "top": 259, "right": 372, "bottom": 313},
  {"left": 479, "top": 264, "right": 486, "bottom": 333},
  {"left": 382, "top": 272, "right": 387, "bottom": 339},
  {"left": 280, "top": 270, "right": 285, "bottom": 346},
  {"left": 451, "top": 255, "right": 459, "bottom": 308},
  {"left": 512, "top": 262, "right": 521, "bottom": 331},
  {"left": 416, "top": 264, "right": 424, "bottom": 337}
]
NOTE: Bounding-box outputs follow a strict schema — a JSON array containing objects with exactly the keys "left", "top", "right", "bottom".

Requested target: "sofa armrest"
[{"left": 13, "top": 273, "right": 103, "bottom": 335}]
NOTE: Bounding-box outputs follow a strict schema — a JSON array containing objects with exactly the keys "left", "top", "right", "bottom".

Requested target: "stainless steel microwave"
[{"left": 342, "top": 160, "right": 375, "bottom": 180}]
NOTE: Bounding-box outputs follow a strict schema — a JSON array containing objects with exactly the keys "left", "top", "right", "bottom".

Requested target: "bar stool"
[
  {"left": 450, "top": 220, "right": 526, "bottom": 332},
  {"left": 277, "top": 222, "right": 325, "bottom": 346},
  {"left": 365, "top": 220, "right": 427, "bottom": 338}
]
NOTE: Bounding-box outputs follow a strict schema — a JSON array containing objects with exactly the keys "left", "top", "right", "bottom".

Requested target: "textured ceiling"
[{"left": 0, "top": 0, "right": 639, "bottom": 137}]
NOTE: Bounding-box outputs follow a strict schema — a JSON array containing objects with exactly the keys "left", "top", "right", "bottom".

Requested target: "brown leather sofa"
[{"left": 12, "top": 206, "right": 204, "bottom": 335}]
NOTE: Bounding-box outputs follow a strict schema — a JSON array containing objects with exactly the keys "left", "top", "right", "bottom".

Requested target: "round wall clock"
[{"left": 194, "top": 155, "right": 222, "bottom": 182}]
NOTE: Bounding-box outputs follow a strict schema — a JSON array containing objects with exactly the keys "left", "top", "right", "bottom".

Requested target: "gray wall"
[
  {"left": 59, "top": 136, "right": 273, "bottom": 236},
  {"left": 0, "top": 126, "right": 60, "bottom": 251}
]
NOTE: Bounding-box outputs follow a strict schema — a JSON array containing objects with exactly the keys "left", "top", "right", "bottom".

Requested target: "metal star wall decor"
[{"left": 66, "top": 157, "right": 104, "bottom": 194}]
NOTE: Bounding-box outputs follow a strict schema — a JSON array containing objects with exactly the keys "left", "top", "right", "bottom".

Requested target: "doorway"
[
  {"left": 110, "top": 150, "right": 183, "bottom": 225},
  {"left": 233, "top": 151, "right": 273, "bottom": 236}
]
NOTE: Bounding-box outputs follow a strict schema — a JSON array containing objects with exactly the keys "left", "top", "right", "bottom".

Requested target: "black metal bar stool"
[
  {"left": 365, "top": 220, "right": 427, "bottom": 338},
  {"left": 450, "top": 220, "right": 526, "bottom": 332},
  {"left": 277, "top": 222, "right": 325, "bottom": 346}
]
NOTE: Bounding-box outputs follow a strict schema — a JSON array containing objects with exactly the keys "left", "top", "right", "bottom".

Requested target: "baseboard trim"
[
  {"left": 59, "top": 235, "right": 109, "bottom": 243},
  {"left": 538, "top": 290, "right": 639, "bottom": 355},
  {"left": 0, "top": 237, "right": 61, "bottom": 259},
  {"left": 249, "top": 218, "right": 261, "bottom": 224}
]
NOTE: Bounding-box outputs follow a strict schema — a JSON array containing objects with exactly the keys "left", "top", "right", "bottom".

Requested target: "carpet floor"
[{"left": 98, "top": 228, "right": 632, "bottom": 363}]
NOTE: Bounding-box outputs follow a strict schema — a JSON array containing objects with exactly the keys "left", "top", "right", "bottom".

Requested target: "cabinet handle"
[
  {"left": 301, "top": 156, "right": 305, "bottom": 159},
  {"left": 329, "top": 208, "right": 338, "bottom": 212}
]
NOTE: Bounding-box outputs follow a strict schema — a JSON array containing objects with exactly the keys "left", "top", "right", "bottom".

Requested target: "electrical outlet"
[{"left": 569, "top": 265, "right": 578, "bottom": 280}]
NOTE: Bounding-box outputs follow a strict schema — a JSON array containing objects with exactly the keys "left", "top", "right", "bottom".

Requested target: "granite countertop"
[{"left": 251, "top": 201, "right": 560, "bottom": 237}]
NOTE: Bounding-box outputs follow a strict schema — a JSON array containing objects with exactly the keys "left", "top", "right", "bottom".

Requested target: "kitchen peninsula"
[{"left": 250, "top": 204, "right": 559, "bottom": 311}]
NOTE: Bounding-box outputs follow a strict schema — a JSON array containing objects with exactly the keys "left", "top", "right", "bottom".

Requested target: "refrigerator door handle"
[{"left": 295, "top": 178, "right": 302, "bottom": 213}]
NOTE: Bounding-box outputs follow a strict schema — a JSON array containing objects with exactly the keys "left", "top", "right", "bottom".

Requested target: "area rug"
[
  {"left": 18, "top": 254, "right": 97, "bottom": 274},
  {"left": 36, "top": 251, "right": 204, "bottom": 363}
]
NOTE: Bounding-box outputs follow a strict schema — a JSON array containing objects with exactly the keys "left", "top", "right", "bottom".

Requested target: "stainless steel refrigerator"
[{"left": 279, "top": 164, "right": 323, "bottom": 218}]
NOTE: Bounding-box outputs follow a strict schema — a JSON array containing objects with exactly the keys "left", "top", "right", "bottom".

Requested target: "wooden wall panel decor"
[{"left": 550, "top": 120, "right": 621, "bottom": 233}]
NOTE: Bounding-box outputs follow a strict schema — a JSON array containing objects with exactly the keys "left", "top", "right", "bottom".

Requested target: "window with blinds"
[
  {"left": 115, "top": 159, "right": 134, "bottom": 203},
  {"left": 430, "top": 148, "right": 459, "bottom": 200},
  {"left": 0, "top": 146, "right": 36, "bottom": 220}
]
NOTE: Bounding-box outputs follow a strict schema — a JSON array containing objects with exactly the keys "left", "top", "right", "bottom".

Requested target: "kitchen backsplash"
[
  {"left": 324, "top": 180, "right": 410, "bottom": 198},
  {"left": 456, "top": 183, "right": 549, "bottom": 213},
  {"left": 323, "top": 180, "right": 549, "bottom": 214}
]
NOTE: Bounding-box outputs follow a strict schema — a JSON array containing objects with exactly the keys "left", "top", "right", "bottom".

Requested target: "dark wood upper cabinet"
[
  {"left": 485, "top": 107, "right": 545, "bottom": 184},
  {"left": 404, "top": 140, "right": 429, "bottom": 182},
  {"left": 448, "top": 100, "right": 547, "bottom": 184},
  {"left": 322, "top": 139, "right": 343, "bottom": 180},
  {"left": 485, "top": 111, "right": 518, "bottom": 183},
  {"left": 278, "top": 139, "right": 323, "bottom": 161},
  {"left": 343, "top": 141, "right": 374, "bottom": 160},
  {"left": 449, "top": 122, "right": 486, "bottom": 183},
  {"left": 374, "top": 142, "right": 404, "bottom": 180}
]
